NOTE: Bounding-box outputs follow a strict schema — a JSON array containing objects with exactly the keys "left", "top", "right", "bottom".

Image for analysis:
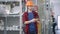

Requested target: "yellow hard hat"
[{"left": 26, "top": 1, "right": 34, "bottom": 6}]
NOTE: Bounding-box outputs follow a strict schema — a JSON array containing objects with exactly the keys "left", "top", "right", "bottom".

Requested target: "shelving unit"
[
  {"left": 37, "top": 0, "right": 53, "bottom": 34},
  {"left": 0, "top": 0, "right": 22, "bottom": 34}
]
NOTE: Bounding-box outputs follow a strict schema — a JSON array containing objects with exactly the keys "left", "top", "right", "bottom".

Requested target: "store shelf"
[
  {"left": 0, "top": 15, "right": 20, "bottom": 30},
  {"left": 7, "top": 15, "right": 20, "bottom": 17},
  {"left": 0, "top": 0, "right": 21, "bottom": 34},
  {"left": 0, "top": 30, "right": 19, "bottom": 34},
  {"left": 0, "top": 26, "right": 20, "bottom": 31},
  {"left": 0, "top": 14, "right": 20, "bottom": 17}
]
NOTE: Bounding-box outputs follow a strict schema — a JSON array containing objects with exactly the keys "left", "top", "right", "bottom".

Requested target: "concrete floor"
[{"left": 56, "top": 30, "right": 60, "bottom": 34}]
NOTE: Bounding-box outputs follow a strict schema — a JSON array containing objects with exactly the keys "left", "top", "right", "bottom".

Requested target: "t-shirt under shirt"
[{"left": 28, "top": 12, "right": 36, "bottom": 32}]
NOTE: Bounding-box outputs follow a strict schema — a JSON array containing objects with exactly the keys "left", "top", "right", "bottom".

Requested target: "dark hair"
[{"left": 51, "top": 15, "right": 55, "bottom": 22}]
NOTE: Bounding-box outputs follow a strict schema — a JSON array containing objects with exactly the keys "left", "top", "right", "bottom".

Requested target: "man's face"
[{"left": 28, "top": 6, "right": 33, "bottom": 10}]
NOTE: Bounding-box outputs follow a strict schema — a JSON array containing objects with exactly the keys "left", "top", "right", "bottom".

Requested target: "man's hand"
[
  {"left": 24, "top": 18, "right": 39, "bottom": 24},
  {"left": 30, "top": 18, "right": 39, "bottom": 22},
  {"left": 34, "top": 18, "right": 39, "bottom": 21},
  {"left": 24, "top": 19, "right": 36, "bottom": 24}
]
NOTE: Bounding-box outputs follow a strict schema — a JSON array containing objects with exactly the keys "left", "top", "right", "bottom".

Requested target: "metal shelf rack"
[{"left": 0, "top": 0, "right": 22, "bottom": 34}]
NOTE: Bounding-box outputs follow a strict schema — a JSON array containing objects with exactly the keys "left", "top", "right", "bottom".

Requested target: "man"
[
  {"left": 52, "top": 15, "right": 57, "bottom": 34},
  {"left": 22, "top": 1, "right": 40, "bottom": 34},
  {"left": 51, "top": 10, "right": 57, "bottom": 34}
]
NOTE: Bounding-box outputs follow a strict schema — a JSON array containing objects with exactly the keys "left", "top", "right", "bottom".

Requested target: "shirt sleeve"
[
  {"left": 22, "top": 12, "right": 28, "bottom": 23},
  {"left": 33, "top": 11, "right": 40, "bottom": 21}
]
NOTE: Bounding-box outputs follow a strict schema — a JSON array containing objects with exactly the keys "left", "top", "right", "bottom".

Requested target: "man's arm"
[{"left": 24, "top": 18, "right": 37, "bottom": 24}]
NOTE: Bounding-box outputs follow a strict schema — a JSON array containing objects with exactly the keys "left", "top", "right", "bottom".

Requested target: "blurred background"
[{"left": 0, "top": 0, "right": 60, "bottom": 34}]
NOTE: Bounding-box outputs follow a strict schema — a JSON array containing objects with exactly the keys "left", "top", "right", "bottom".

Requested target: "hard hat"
[{"left": 26, "top": 1, "right": 34, "bottom": 6}]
